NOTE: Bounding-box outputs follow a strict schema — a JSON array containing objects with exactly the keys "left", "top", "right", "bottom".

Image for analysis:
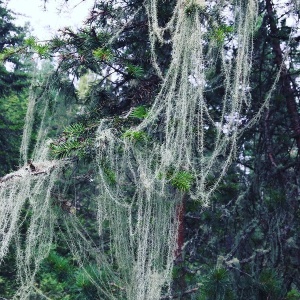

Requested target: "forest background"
[{"left": 0, "top": 0, "right": 300, "bottom": 299}]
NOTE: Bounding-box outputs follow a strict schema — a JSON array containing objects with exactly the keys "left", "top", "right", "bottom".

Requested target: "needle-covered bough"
[{"left": 0, "top": 0, "right": 275, "bottom": 298}]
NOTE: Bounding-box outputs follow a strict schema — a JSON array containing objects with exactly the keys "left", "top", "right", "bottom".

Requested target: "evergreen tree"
[
  {"left": 0, "top": 0, "right": 299, "bottom": 299},
  {"left": 0, "top": 0, "right": 30, "bottom": 175},
  {"left": 0, "top": 0, "right": 29, "bottom": 96}
]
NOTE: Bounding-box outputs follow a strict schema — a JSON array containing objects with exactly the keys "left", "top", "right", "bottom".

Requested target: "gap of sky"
[{"left": 6, "top": 0, "right": 95, "bottom": 40}]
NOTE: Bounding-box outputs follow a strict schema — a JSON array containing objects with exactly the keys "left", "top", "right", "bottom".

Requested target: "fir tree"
[
  {"left": 0, "top": 0, "right": 300, "bottom": 299},
  {"left": 0, "top": 0, "right": 30, "bottom": 175}
]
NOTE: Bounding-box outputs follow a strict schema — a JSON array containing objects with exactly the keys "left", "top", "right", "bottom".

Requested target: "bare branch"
[{"left": 0, "top": 160, "right": 58, "bottom": 186}]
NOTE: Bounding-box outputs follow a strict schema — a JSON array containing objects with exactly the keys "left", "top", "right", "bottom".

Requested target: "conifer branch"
[{"left": 0, "top": 160, "right": 58, "bottom": 185}]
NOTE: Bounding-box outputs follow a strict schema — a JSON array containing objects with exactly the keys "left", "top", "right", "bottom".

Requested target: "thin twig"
[{"left": 160, "top": 287, "right": 199, "bottom": 299}]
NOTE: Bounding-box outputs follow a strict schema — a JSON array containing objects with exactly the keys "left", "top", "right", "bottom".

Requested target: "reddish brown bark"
[
  {"left": 175, "top": 194, "right": 187, "bottom": 259},
  {"left": 266, "top": 0, "right": 300, "bottom": 153},
  {"left": 173, "top": 193, "right": 188, "bottom": 297}
]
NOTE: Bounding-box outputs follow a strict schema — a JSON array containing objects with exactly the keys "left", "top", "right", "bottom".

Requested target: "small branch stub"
[{"left": 0, "top": 160, "right": 58, "bottom": 186}]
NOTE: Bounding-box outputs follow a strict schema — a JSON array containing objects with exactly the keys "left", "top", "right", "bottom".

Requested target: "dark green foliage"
[
  {"left": 0, "top": 1, "right": 31, "bottom": 175},
  {"left": 258, "top": 269, "right": 285, "bottom": 299},
  {"left": 0, "top": 249, "right": 18, "bottom": 298},
  {"left": 34, "top": 249, "right": 103, "bottom": 299},
  {"left": 93, "top": 47, "right": 113, "bottom": 61},
  {"left": 122, "top": 129, "right": 148, "bottom": 142},
  {"left": 125, "top": 63, "right": 144, "bottom": 78},
  {"left": 130, "top": 105, "right": 149, "bottom": 119},
  {"left": 51, "top": 121, "right": 96, "bottom": 159},
  {"left": 0, "top": 0, "right": 29, "bottom": 96},
  {"left": 63, "top": 123, "right": 86, "bottom": 138},
  {"left": 170, "top": 171, "right": 194, "bottom": 192},
  {"left": 158, "top": 169, "right": 195, "bottom": 192},
  {"left": 211, "top": 25, "right": 234, "bottom": 44},
  {"left": 200, "top": 268, "right": 234, "bottom": 300},
  {"left": 286, "top": 289, "right": 300, "bottom": 300},
  {"left": 0, "top": 92, "right": 28, "bottom": 175},
  {"left": 48, "top": 251, "right": 71, "bottom": 273},
  {"left": 103, "top": 167, "right": 117, "bottom": 185},
  {"left": 184, "top": 0, "right": 205, "bottom": 17}
]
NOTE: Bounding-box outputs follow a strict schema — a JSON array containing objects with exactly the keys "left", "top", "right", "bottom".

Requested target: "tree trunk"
[
  {"left": 175, "top": 193, "right": 187, "bottom": 259},
  {"left": 265, "top": 0, "right": 300, "bottom": 153}
]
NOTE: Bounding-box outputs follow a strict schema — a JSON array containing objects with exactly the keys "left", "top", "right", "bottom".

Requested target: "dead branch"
[{"left": 0, "top": 160, "right": 58, "bottom": 186}]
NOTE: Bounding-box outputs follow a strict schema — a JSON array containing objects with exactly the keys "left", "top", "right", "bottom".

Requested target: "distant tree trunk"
[{"left": 266, "top": 0, "right": 300, "bottom": 153}]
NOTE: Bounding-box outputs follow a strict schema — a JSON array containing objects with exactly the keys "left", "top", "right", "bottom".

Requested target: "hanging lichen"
[
  {"left": 0, "top": 70, "right": 73, "bottom": 298},
  {"left": 0, "top": 0, "right": 287, "bottom": 299},
  {"left": 93, "top": 0, "right": 262, "bottom": 298}
]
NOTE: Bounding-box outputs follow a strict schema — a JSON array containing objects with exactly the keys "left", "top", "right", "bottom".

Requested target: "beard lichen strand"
[
  {"left": 146, "top": 0, "right": 258, "bottom": 201},
  {"left": 0, "top": 70, "right": 70, "bottom": 299},
  {"left": 0, "top": 0, "right": 262, "bottom": 299},
  {"left": 20, "top": 89, "right": 36, "bottom": 165},
  {"left": 0, "top": 159, "right": 64, "bottom": 299},
  {"left": 94, "top": 1, "right": 260, "bottom": 299},
  {"left": 96, "top": 119, "right": 179, "bottom": 299},
  {"left": 14, "top": 165, "right": 61, "bottom": 299},
  {"left": 19, "top": 72, "right": 55, "bottom": 165}
]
